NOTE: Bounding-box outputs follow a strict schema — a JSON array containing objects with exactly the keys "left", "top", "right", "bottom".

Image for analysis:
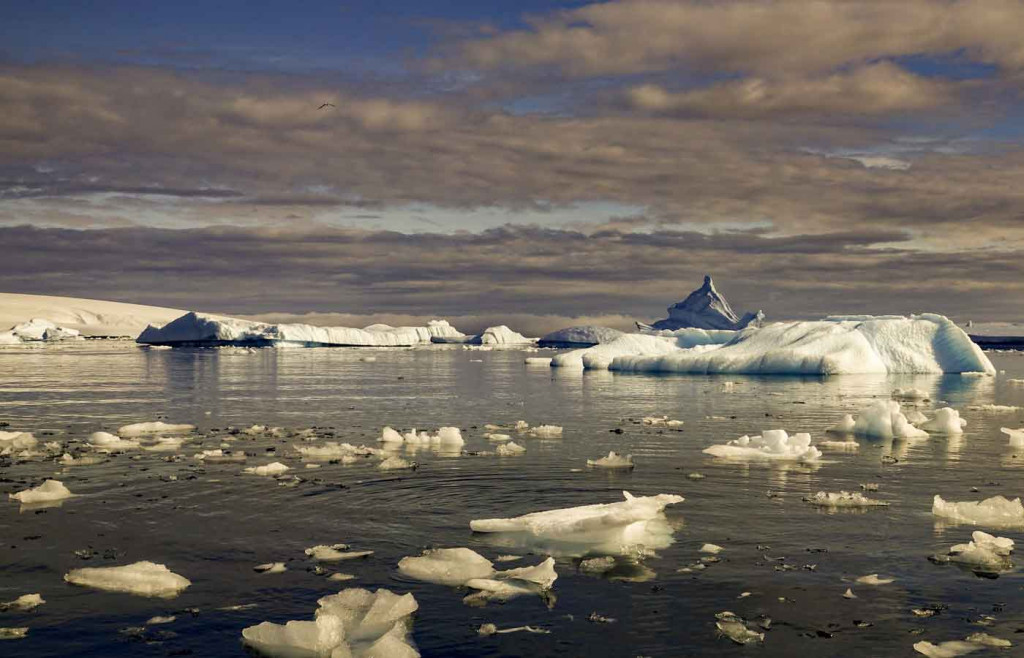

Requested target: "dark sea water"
[{"left": 2, "top": 342, "right": 1024, "bottom": 657}]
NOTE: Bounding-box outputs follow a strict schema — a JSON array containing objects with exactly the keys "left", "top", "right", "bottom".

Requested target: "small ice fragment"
[
  {"left": 968, "top": 404, "right": 1021, "bottom": 412},
  {"left": 244, "top": 462, "right": 289, "bottom": 476},
  {"left": 586, "top": 451, "right": 634, "bottom": 469},
  {"left": 496, "top": 441, "right": 526, "bottom": 456},
  {"left": 478, "top": 623, "right": 550, "bottom": 636},
  {"left": 860, "top": 483, "right": 880, "bottom": 492},
  {"left": 305, "top": 463, "right": 321, "bottom": 469},
  {"left": 934, "top": 531, "right": 1014, "bottom": 573},
  {"left": 525, "top": 357, "right": 552, "bottom": 366},
  {"left": 9, "top": 479, "right": 73, "bottom": 504},
  {"left": 463, "top": 557, "right": 558, "bottom": 605},
  {"left": 827, "top": 414, "right": 857, "bottom": 434},
  {"left": 920, "top": 408, "right": 967, "bottom": 434},
  {"left": 64, "top": 561, "right": 191, "bottom": 598},
  {"left": 851, "top": 400, "right": 928, "bottom": 439},
  {"left": 146, "top": 616, "right": 176, "bottom": 625},
  {"left": 495, "top": 555, "right": 521, "bottom": 562},
  {"left": 117, "top": 422, "right": 195, "bottom": 437},
  {"left": 87, "top": 431, "right": 140, "bottom": 452},
  {"left": 379, "top": 427, "right": 404, "bottom": 444},
  {"left": 701, "top": 543, "right": 723, "bottom": 554},
  {"left": 378, "top": 455, "right": 414, "bottom": 471},
  {"left": 578, "top": 556, "right": 616, "bottom": 574},
  {"left": 587, "top": 612, "right": 615, "bottom": 624},
  {"left": 964, "top": 633, "right": 1011, "bottom": 647},
  {"left": 893, "top": 387, "right": 929, "bottom": 401},
  {"left": 0, "top": 628, "right": 28, "bottom": 640},
  {"left": 843, "top": 588, "right": 857, "bottom": 599},
  {"left": 514, "top": 420, "right": 529, "bottom": 431},
  {"left": 715, "top": 611, "right": 764, "bottom": 645},
  {"left": 687, "top": 472, "right": 705, "bottom": 480},
  {"left": 803, "top": 491, "right": 889, "bottom": 508},
  {"left": 704, "top": 430, "right": 821, "bottom": 462},
  {"left": 913, "top": 640, "right": 983, "bottom": 657},
  {"left": 0, "top": 594, "right": 44, "bottom": 612},
  {"left": 856, "top": 574, "right": 894, "bottom": 585},
  {"left": 818, "top": 439, "right": 859, "bottom": 450},
  {"left": 484, "top": 433, "right": 512, "bottom": 442},
  {"left": 327, "top": 573, "right": 355, "bottom": 582},
  {"left": 398, "top": 547, "right": 494, "bottom": 586},
  {"left": 1001, "top": 427, "right": 1024, "bottom": 448},
  {"left": 142, "top": 436, "right": 189, "bottom": 452},
  {"left": 904, "top": 409, "right": 929, "bottom": 424},
  {"left": 305, "top": 544, "right": 372, "bottom": 562},
  {"left": 528, "top": 425, "right": 563, "bottom": 439},
  {"left": 254, "top": 562, "right": 287, "bottom": 574}
]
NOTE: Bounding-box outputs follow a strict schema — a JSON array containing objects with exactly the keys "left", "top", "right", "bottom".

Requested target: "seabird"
[{"left": 317, "top": 102, "right": 336, "bottom": 110}]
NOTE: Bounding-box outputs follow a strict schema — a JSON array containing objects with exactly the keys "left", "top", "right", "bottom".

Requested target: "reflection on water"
[{"left": 2, "top": 343, "right": 1024, "bottom": 657}]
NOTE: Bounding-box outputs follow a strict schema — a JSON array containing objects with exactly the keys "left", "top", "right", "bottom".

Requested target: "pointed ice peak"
[
  {"left": 648, "top": 275, "right": 764, "bottom": 331},
  {"left": 702, "top": 275, "right": 714, "bottom": 291}
]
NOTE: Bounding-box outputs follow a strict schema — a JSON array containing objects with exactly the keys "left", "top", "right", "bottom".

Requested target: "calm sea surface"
[{"left": 2, "top": 343, "right": 1024, "bottom": 657}]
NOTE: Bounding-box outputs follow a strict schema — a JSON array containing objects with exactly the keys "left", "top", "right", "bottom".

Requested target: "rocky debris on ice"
[
  {"left": 64, "top": 561, "right": 191, "bottom": 598},
  {"left": 241, "top": 587, "right": 419, "bottom": 658},
  {"left": 646, "top": 276, "right": 763, "bottom": 332},
  {"left": 1001, "top": 427, "right": 1024, "bottom": 448},
  {"left": 538, "top": 325, "right": 624, "bottom": 348},
  {"left": 139, "top": 311, "right": 464, "bottom": 348},
  {"left": 930, "top": 531, "right": 1014, "bottom": 573},
  {"left": 714, "top": 611, "right": 765, "bottom": 645},
  {"left": 848, "top": 400, "right": 928, "bottom": 440},
  {"left": 703, "top": 430, "right": 822, "bottom": 462},
  {"left": 802, "top": 491, "right": 889, "bottom": 508},
  {"left": 610, "top": 314, "right": 995, "bottom": 376},
  {"left": 9, "top": 479, "right": 73, "bottom": 504},
  {"left": 932, "top": 495, "right": 1024, "bottom": 528},
  {"left": 244, "top": 462, "right": 290, "bottom": 476},
  {"left": 118, "top": 421, "right": 196, "bottom": 437},
  {"left": 496, "top": 441, "right": 526, "bottom": 456},
  {"left": 586, "top": 452, "right": 634, "bottom": 469},
  {"left": 920, "top": 408, "right": 967, "bottom": 434},
  {"left": 470, "top": 491, "right": 683, "bottom": 557},
  {"left": 0, "top": 594, "right": 44, "bottom": 612}
]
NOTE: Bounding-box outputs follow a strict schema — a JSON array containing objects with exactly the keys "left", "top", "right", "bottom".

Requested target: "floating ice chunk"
[
  {"left": 1007, "top": 379, "right": 1024, "bottom": 386},
  {"left": 818, "top": 439, "right": 859, "bottom": 450},
  {"left": 243, "top": 613, "right": 346, "bottom": 656},
  {"left": 0, "top": 431, "right": 37, "bottom": 456},
  {"left": 86, "top": 431, "right": 141, "bottom": 452},
  {"left": 477, "top": 623, "right": 550, "bottom": 636},
  {"left": 398, "top": 427, "right": 464, "bottom": 448},
  {"left": 305, "top": 545, "right": 372, "bottom": 562},
  {"left": 920, "top": 408, "right": 966, "bottom": 434},
  {"left": 968, "top": 404, "right": 1021, "bottom": 412},
  {"left": 64, "top": 561, "right": 191, "bottom": 598},
  {"left": 242, "top": 424, "right": 282, "bottom": 436},
  {"left": 852, "top": 400, "right": 928, "bottom": 439},
  {"left": 142, "top": 437, "right": 189, "bottom": 452},
  {"left": 496, "top": 441, "right": 526, "bottom": 456},
  {"left": 937, "top": 531, "right": 1014, "bottom": 572},
  {"left": 470, "top": 491, "right": 683, "bottom": 557},
  {"left": 463, "top": 557, "right": 558, "bottom": 605},
  {"left": 904, "top": 409, "right": 929, "bottom": 424},
  {"left": 914, "top": 640, "right": 984, "bottom": 657},
  {"left": 328, "top": 573, "right": 355, "bottom": 582},
  {"left": 963, "top": 633, "right": 1011, "bottom": 648},
  {"left": 0, "top": 594, "right": 44, "bottom": 612},
  {"left": 484, "top": 433, "right": 511, "bottom": 442},
  {"left": 514, "top": 420, "right": 529, "bottom": 431},
  {"left": 843, "top": 588, "right": 857, "bottom": 599},
  {"left": 703, "top": 430, "right": 822, "bottom": 462},
  {"left": 147, "top": 615, "right": 176, "bottom": 625},
  {"left": 0, "top": 628, "right": 28, "bottom": 640},
  {"left": 1002, "top": 427, "right": 1024, "bottom": 448},
  {"left": 803, "top": 491, "right": 889, "bottom": 508},
  {"left": 117, "top": 422, "right": 195, "bottom": 437},
  {"left": 932, "top": 495, "right": 1024, "bottom": 528},
  {"left": 9, "top": 479, "right": 73, "bottom": 504},
  {"left": 378, "top": 456, "right": 414, "bottom": 471},
  {"left": 254, "top": 562, "right": 287, "bottom": 574},
  {"left": 379, "top": 427, "right": 404, "bottom": 444},
  {"left": 524, "top": 357, "right": 553, "bottom": 366},
  {"left": 398, "top": 548, "right": 495, "bottom": 586},
  {"left": 579, "top": 556, "right": 616, "bottom": 573},
  {"left": 244, "top": 462, "right": 290, "bottom": 476},
  {"left": 586, "top": 451, "right": 634, "bottom": 469},
  {"left": 642, "top": 416, "right": 684, "bottom": 427},
  {"left": 715, "top": 611, "right": 764, "bottom": 645},
  {"left": 856, "top": 574, "right": 894, "bottom": 585},
  {"left": 193, "top": 449, "right": 247, "bottom": 463},
  {"left": 295, "top": 442, "right": 373, "bottom": 462},
  {"left": 527, "top": 425, "right": 562, "bottom": 439},
  {"left": 893, "top": 387, "right": 929, "bottom": 401},
  {"left": 701, "top": 543, "right": 724, "bottom": 554},
  {"left": 827, "top": 414, "right": 857, "bottom": 434}
]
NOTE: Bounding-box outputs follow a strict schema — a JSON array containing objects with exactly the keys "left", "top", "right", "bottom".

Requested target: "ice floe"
[
  {"left": 932, "top": 495, "right": 1024, "bottom": 528},
  {"left": 306, "top": 545, "right": 373, "bottom": 562},
  {"left": 242, "top": 587, "right": 418, "bottom": 658},
  {"left": 915, "top": 633, "right": 1012, "bottom": 657},
  {"left": 526, "top": 425, "right": 562, "bottom": 439},
  {"left": 496, "top": 441, "right": 526, "bottom": 456},
  {"left": 244, "top": 462, "right": 290, "bottom": 476},
  {"left": 86, "top": 431, "right": 141, "bottom": 452},
  {"left": 919, "top": 408, "right": 967, "bottom": 434},
  {"left": 118, "top": 421, "right": 195, "bottom": 437},
  {"left": 803, "top": 491, "right": 888, "bottom": 508},
  {"left": 469, "top": 491, "right": 683, "bottom": 557},
  {"left": 586, "top": 451, "right": 634, "bottom": 469},
  {"left": 463, "top": 558, "right": 557, "bottom": 606},
  {"left": 9, "top": 479, "right": 73, "bottom": 504},
  {"left": 0, "top": 432, "right": 39, "bottom": 459},
  {"left": 378, "top": 456, "right": 414, "bottom": 471},
  {"left": 931, "top": 531, "right": 1014, "bottom": 573},
  {"left": 254, "top": 562, "right": 287, "bottom": 574},
  {"left": 856, "top": 574, "right": 894, "bottom": 585},
  {"left": 379, "top": 427, "right": 464, "bottom": 449},
  {"left": 0, "top": 594, "right": 44, "bottom": 612},
  {"left": 64, "top": 561, "right": 191, "bottom": 598},
  {"left": 703, "top": 430, "right": 822, "bottom": 462},
  {"left": 193, "top": 449, "right": 247, "bottom": 463},
  {"left": 642, "top": 416, "right": 684, "bottom": 427}
]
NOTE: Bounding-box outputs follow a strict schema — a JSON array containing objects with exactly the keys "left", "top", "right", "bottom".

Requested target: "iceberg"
[
  {"left": 9, "top": 479, "right": 73, "bottom": 504},
  {"left": 851, "top": 400, "right": 928, "bottom": 440},
  {"left": 138, "top": 311, "right": 465, "bottom": 347},
  {"left": 551, "top": 330, "right": 732, "bottom": 370},
  {"left": 538, "top": 325, "right": 624, "bottom": 348},
  {"left": 703, "top": 430, "right": 822, "bottom": 462},
  {"left": 932, "top": 495, "right": 1024, "bottom": 528},
  {"left": 470, "top": 491, "right": 683, "bottom": 557},
  {"left": 242, "top": 587, "right": 418, "bottom": 658},
  {"left": 646, "top": 276, "right": 763, "bottom": 331},
  {"left": 64, "top": 561, "right": 191, "bottom": 598},
  {"left": 610, "top": 314, "right": 994, "bottom": 375},
  {"left": 0, "top": 318, "right": 81, "bottom": 344}
]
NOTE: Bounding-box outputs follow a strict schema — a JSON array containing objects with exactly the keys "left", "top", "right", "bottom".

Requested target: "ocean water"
[{"left": 2, "top": 342, "right": 1024, "bottom": 657}]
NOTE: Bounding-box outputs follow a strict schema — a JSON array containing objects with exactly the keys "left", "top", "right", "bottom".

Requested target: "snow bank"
[
  {"left": 586, "top": 452, "right": 634, "bottom": 469},
  {"left": 470, "top": 491, "right": 683, "bottom": 557},
  {"left": 9, "top": 480, "right": 73, "bottom": 504},
  {"left": 138, "top": 311, "right": 465, "bottom": 347},
  {"left": 920, "top": 408, "right": 967, "bottom": 434},
  {"left": 64, "top": 561, "right": 191, "bottom": 598},
  {"left": 538, "top": 325, "right": 624, "bottom": 347},
  {"left": 850, "top": 400, "right": 927, "bottom": 440},
  {"left": 611, "top": 314, "right": 994, "bottom": 375},
  {"left": 646, "top": 275, "right": 763, "bottom": 331},
  {"left": 118, "top": 421, "right": 195, "bottom": 437},
  {"left": 703, "top": 430, "right": 822, "bottom": 462},
  {"left": 242, "top": 587, "right": 418, "bottom": 658},
  {"left": 932, "top": 495, "right": 1024, "bottom": 528}
]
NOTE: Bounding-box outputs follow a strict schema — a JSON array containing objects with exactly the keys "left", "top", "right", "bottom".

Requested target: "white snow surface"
[
  {"left": 242, "top": 587, "right": 419, "bottom": 658},
  {"left": 703, "top": 430, "right": 822, "bottom": 462},
  {"left": 138, "top": 311, "right": 465, "bottom": 347},
  {"left": 64, "top": 561, "right": 191, "bottom": 598},
  {"left": 932, "top": 495, "right": 1024, "bottom": 528},
  {"left": 0, "top": 293, "right": 184, "bottom": 338},
  {"left": 469, "top": 491, "right": 683, "bottom": 557},
  {"left": 610, "top": 314, "right": 994, "bottom": 375}
]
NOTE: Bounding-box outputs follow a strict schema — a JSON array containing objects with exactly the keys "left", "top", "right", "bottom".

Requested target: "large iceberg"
[
  {"left": 643, "top": 275, "right": 763, "bottom": 331},
  {"left": 432, "top": 325, "right": 535, "bottom": 345},
  {"left": 137, "top": 312, "right": 465, "bottom": 347},
  {"left": 610, "top": 314, "right": 994, "bottom": 375},
  {"left": 470, "top": 491, "right": 683, "bottom": 557},
  {"left": 538, "top": 325, "right": 624, "bottom": 348},
  {"left": 551, "top": 330, "right": 732, "bottom": 369}
]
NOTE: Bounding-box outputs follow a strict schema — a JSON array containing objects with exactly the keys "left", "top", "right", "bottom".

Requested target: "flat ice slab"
[{"left": 64, "top": 561, "right": 191, "bottom": 598}]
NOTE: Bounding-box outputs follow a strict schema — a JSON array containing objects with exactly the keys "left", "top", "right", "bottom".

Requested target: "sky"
[{"left": 2, "top": 0, "right": 1024, "bottom": 332}]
